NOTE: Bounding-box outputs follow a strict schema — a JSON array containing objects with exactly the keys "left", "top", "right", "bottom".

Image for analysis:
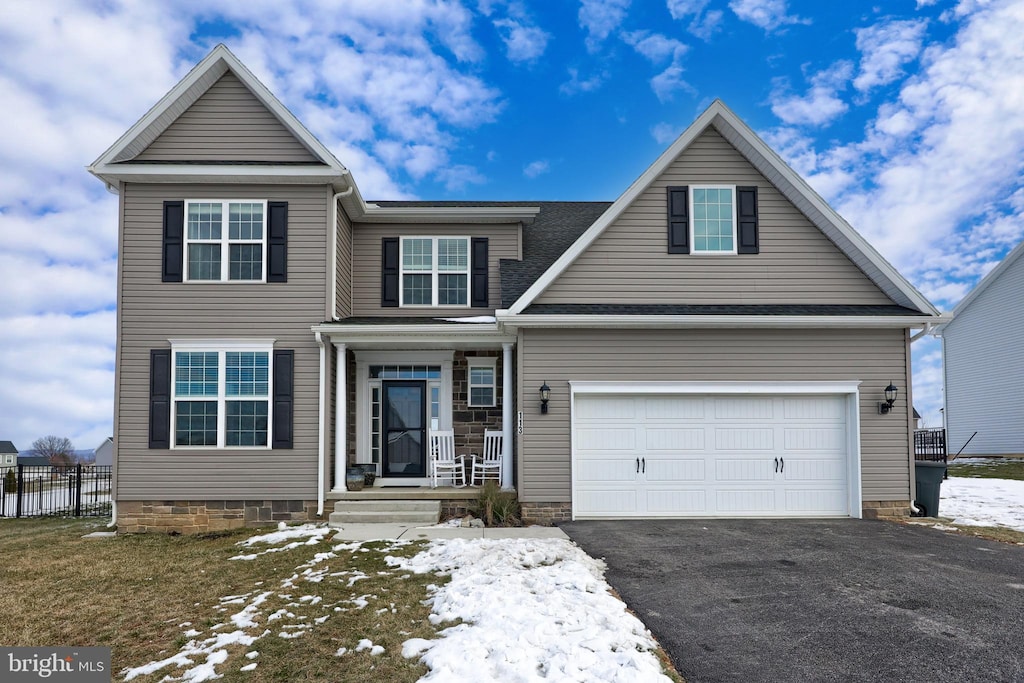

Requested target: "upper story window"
[
  {"left": 401, "top": 237, "right": 469, "bottom": 306},
  {"left": 171, "top": 342, "right": 273, "bottom": 448},
  {"left": 691, "top": 186, "right": 736, "bottom": 254},
  {"left": 185, "top": 200, "right": 267, "bottom": 281}
]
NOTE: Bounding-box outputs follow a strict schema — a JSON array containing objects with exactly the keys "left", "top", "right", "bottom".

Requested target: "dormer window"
[
  {"left": 667, "top": 185, "right": 759, "bottom": 255},
  {"left": 691, "top": 186, "right": 736, "bottom": 254}
]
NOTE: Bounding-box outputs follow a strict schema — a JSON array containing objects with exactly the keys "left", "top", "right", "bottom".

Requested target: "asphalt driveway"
[{"left": 560, "top": 519, "right": 1024, "bottom": 682}]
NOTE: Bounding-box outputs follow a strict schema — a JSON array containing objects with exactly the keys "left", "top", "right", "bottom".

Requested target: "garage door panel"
[
  {"left": 645, "top": 428, "right": 704, "bottom": 450},
  {"left": 715, "top": 428, "right": 774, "bottom": 450},
  {"left": 645, "top": 397, "right": 704, "bottom": 420},
  {"left": 577, "top": 459, "right": 638, "bottom": 482},
  {"left": 715, "top": 458, "right": 775, "bottom": 482},
  {"left": 783, "top": 459, "right": 845, "bottom": 482},
  {"left": 576, "top": 428, "right": 636, "bottom": 450},
  {"left": 783, "top": 397, "right": 844, "bottom": 420},
  {"left": 784, "top": 489, "right": 847, "bottom": 514},
  {"left": 647, "top": 490, "right": 707, "bottom": 513},
  {"left": 717, "top": 489, "right": 775, "bottom": 513},
  {"left": 645, "top": 458, "right": 705, "bottom": 482},
  {"left": 714, "top": 397, "right": 774, "bottom": 419},
  {"left": 576, "top": 489, "right": 638, "bottom": 514},
  {"left": 784, "top": 427, "right": 845, "bottom": 451},
  {"left": 577, "top": 396, "right": 636, "bottom": 420}
]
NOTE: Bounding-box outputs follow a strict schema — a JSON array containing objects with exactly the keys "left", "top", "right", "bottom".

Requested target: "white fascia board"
[
  {"left": 569, "top": 380, "right": 862, "bottom": 395},
  {"left": 505, "top": 104, "right": 721, "bottom": 314},
  {"left": 89, "top": 44, "right": 348, "bottom": 176},
  {"left": 497, "top": 314, "right": 950, "bottom": 329},
  {"left": 948, "top": 238, "right": 1024, "bottom": 320},
  {"left": 354, "top": 205, "right": 540, "bottom": 224},
  {"left": 311, "top": 322, "right": 516, "bottom": 344},
  {"left": 87, "top": 164, "right": 349, "bottom": 189}
]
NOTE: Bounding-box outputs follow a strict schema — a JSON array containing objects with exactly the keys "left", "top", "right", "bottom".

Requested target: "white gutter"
[
  {"left": 497, "top": 313, "right": 952, "bottom": 329},
  {"left": 314, "top": 332, "right": 327, "bottom": 517},
  {"left": 909, "top": 322, "right": 935, "bottom": 342},
  {"left": 355, "top": 205, "right": 540, "bottom": 224},
  {"left": 330, "top": 180, "right": 354, "bottom": 321}
]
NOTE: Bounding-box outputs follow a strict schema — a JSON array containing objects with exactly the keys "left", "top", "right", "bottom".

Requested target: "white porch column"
[
  {"left": 501, "top": 342, "right": 514, "bottom": 490},
  {"left": 332, "top": 343, "right": 347, "bottom": 491}
]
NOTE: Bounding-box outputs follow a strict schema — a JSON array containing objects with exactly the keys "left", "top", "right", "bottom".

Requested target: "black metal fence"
[
  {"left": 0, "top": 464, "right": 112, "bottom": 518},
  {"left": 914, "top": 428, "right": 947, "bottom": 463}
]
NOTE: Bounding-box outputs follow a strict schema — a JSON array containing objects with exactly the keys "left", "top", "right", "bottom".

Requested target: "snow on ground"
[
  {"left": 940, "top": 476, "right": 1024, "bottom": 532},
  {"left": 389, "top": 538, "right": 672, "bottom": 683}
]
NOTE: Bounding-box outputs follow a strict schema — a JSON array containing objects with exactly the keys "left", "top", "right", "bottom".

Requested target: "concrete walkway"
[{"left": 330, "top": 523, "right": 569, "bottom": 541}]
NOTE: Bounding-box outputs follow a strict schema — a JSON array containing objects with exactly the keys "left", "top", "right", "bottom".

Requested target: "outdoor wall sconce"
[
  {"left": 540, "top": 381, "right": 551, "bottom": 414},
  {"left": 878, "top": 381, "right": 898, "bottom": 414}
]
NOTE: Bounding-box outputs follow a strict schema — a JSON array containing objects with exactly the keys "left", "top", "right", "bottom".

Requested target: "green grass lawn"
[
  {"left": 0, "top": 518, "right": 440, "bottom": 682},
  {"left": 947, "top": 457, "right": 1024, "bottom": 481}
]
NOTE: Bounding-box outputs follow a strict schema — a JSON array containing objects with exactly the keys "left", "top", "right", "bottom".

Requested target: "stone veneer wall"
[
  {"left": 520, "top": 502, "right": 572, "bottom": 526},
  {"left": 861, "top": 500, "right": 911, "bottom": 519},
  {"left": 118, "top": 500, "right": 319, "bottom": 534}
]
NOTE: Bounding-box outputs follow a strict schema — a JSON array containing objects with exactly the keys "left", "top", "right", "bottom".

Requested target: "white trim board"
[{"left": 506, "top": 99, "right": 939, "bottom": 317}]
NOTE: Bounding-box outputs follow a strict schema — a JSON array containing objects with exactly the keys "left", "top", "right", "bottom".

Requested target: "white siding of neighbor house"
[
  {"left": 534, "top": 127, "right": 895, "bottom": 306},
  {"left": 943, "top": 251, "right": 1024, "bottom": 456},
  {"left": 115, "top": 183, "right": 332, "bottom": 500},
  {"left": 516, "top": 327, "right": 912, "bottom": 504}
]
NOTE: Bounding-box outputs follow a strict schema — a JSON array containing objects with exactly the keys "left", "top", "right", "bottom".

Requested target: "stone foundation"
[
  {"left": 117, "top": 500, "right": 320, "bottom": 534},
  {"left": 520, "top": 502, "right": 572, "bottom": 526},
  {"left": 861, "top": 500, "right": 912, "bottom": 520}
]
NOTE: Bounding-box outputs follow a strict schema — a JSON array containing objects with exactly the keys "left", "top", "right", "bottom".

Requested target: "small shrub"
[
  {"left": 474, "top": 482, "right": 521, "bottom": 527},
  {"left": 3, "top": 469, "right": 15, "bottom": 494}
]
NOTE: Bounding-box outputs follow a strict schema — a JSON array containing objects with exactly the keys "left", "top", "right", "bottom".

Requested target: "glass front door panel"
[{"left": 383, "top": 382, "right": 426, "bottom": 477}]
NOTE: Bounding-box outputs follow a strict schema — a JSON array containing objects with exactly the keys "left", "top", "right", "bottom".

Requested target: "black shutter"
[
  {"left": 272, "top": 350, "right": 294, "bottom": 449},
  {"left": 149, "top": 349, "right": 171, "bottom": 448},
  {"left": 736, "top": 186, "right": 759, "bottom": 254},
  {"left": 471, "top": 237, "right": 489, "bottom": 308},
  {"left": 267, "top": 201, "right": 288, "bottom": 282},
  {"left": 162, "top": 201, "right": 184, "bottom": 282},
  {"left": 381, "top": 237, "right": 399, "bottom": 307},
  {"left": 667, "top": 186, "right": 689, "bottom": 254}
]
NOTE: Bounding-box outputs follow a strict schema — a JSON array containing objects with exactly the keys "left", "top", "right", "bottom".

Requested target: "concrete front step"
[{"left": 329, "top": 499, "right": 441, "bottom": 526}]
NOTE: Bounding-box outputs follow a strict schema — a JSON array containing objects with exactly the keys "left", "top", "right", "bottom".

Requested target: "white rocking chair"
[
  {"left": 428, "top": 430, "right": 466, "bottom": 488},
  {"left": 471, "top": 430, "right": 503, "bottom": 487}
]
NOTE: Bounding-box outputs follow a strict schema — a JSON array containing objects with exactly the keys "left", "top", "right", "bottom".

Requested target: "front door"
[{"left": 382, "top": 381, "right": 427, "bottom": 477}]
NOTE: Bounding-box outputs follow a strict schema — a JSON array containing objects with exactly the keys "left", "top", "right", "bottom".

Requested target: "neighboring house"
[
  {"left": 938, "top": 239, "right": 1024, "bottom": 457},
  {"left": 0, "top": 441, "right": 17, "bottom": 471},
  {"left": 17, "top": 456, "right": 51, "bottom": 468},
  {"left": 94, "top": 437, "right": 114, "bottom": 467},
  {"left": 88, "top": 45, "right": 943, "bottom": 533}
]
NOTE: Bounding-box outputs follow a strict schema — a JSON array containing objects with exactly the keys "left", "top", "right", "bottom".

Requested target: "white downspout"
[
  {"left": 315, "top": 332, "right": 327, "bottom": 516},
  {"left": 501, "top": 342, "right": 514, "bottom": 490},
  {"left": 909, "top": 323, "right": 933, "bottom": 342},
  {"left": 333, "top": 342, "right": 347, "bottom": 491},
  {"left": 107, "top": 500, "right": 117, "bottom": 528}
]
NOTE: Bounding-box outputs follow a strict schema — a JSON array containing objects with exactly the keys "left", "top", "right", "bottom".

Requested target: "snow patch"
[{"left": 941, "top": 477, "right": 1024, "bottom": 532}]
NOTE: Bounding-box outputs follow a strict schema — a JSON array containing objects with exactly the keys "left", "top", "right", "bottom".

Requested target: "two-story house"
[
  {"left": 0, "top": 441, "right": 18, "bottom": 472},
  {"left": 89, "top": 45, "right": 943, "bottom": 533}
]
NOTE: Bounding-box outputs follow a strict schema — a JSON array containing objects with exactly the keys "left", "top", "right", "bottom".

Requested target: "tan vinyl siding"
[
  {"left": 350, "top": 222, "right": 520, "bottom": 316},
  {"left": 535, "top": 127, "right": 894, "bottom": 306},
  {"left": 116, "top": 183, "right": 330, "bottom": 500},
  {"left": 336, "top": 204, "right": 353, "bottom": 318},
  {"left": 133, "top": 72, "right": 320, "bottom": 163},
  {"left": 516, "top": 327, "right": 911, "bottom": 504}
]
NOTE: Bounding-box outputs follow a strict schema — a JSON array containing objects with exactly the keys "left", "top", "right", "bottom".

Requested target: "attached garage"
[{"left": 571, "top": 383, "right": 863, "bottom": 519}]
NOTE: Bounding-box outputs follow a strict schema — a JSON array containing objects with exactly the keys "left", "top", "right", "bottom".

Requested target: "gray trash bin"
[{"left": 914, "top": 461, "right": 947, "bottom": 517}]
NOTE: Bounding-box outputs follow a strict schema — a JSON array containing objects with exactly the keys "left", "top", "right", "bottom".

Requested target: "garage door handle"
[
  {"left": 775, "top": 457, "right": 779, "bottom": 473},
  {"left": 780, "top": 458, "right": 784, "bottom": 472},
  {"left": 642, "top": 457, "right": 646, "bottom": 473},
  {"left": 636, "top": 458, "right": 640, "bottom": 473}
]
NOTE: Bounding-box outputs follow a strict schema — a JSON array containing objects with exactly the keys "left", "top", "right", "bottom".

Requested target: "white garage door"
[{"left": 573, "top": 393, "right": 851, "bottom": 518}]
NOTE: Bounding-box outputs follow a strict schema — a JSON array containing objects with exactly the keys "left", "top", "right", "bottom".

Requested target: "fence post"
[
  {"left": 74, "top": 463, "right": 82, "bottom": 517},
  {"left": 16, "top": 464, "right": 23, "bottom": 518}
]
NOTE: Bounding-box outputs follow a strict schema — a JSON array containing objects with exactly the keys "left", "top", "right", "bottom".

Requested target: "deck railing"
[{"left": 914, "top": 428, "right": 947, "bottom": 463}]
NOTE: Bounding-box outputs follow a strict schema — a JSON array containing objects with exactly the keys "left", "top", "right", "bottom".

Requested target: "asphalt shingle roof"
[{"left": 0, "top": 440, "right": 17, "bottom": 454}]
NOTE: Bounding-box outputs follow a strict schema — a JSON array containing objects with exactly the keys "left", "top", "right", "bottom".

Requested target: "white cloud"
[
  {"left": 666, "top": 0, "right": 724, "bottom": 39},
  {"left": 578, "top": 0, "right": 631, "bottom": 52},
  {"left": 494, "top": 18, "right": 551, "bottom": 62},
  {"left": 853, "top": 18, "right": 929, "bottom": 92},
  {"left": 770, "top": 61, "right": 853, "bottom": 126},
  {"left": 651, "top": 122, "right": 682, "bottom": 144},
  {"left": 729, "top": 0, "right": 810, "bottom": 32},
  {"left": 560, "top": 67, "right": 606, "bottom": 95},
  {"left": 436, "top": 164, "right": 487, "bottom": 191},
  {"left": 651, "top": 64, "right": 695, "bottom": 102},
  {"left": 916, "top": 0, "right": 939, "bottom": 7},
  {"left": 523, "top": 160, "right": 551, "bottom": 178},
  {"left": 621, "top": 31, "right": 691, "bottom": 101}
]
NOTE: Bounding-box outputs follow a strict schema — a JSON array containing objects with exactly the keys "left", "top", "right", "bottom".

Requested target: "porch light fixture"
[
  {"left": 540, "top": 381, "right": 551, "bottom": 414},
  {"left": 878, "top": 381, "right": 898, "bottom": 415}
]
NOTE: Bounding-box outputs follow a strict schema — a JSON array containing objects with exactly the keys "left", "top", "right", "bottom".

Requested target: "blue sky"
[{"left": 1, "top": 0, "right": 1022, "bottom": 451}]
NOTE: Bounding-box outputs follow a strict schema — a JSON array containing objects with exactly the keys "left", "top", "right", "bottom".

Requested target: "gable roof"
[
  {"left": 88, "top": 44, "right": 351, "bottom": 190},
  {"left": 505, "top": 100, "right": 940, "bottom": 317},
  {"left": 0, "top": 441, "right": 17, "bottom": 454},
  {"left": 949, "top": 237, "right": 1024, "bottom": 318}
]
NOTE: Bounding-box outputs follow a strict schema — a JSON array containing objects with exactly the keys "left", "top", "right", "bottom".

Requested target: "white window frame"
[
  {"left": 169, "top": 339, "right": 275, "bottom": 449},
  {"left": 689, "top": 185, "right": 737, "bottom": 255},
  {"left": 184, "top": 200, "right": 268, "bottom": 283},
  {"left": 399, "top": 236, "right": 471, "bottom": 307},
  {"left": 467, "top": 357, "right": 497, "bottom": 407}
]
